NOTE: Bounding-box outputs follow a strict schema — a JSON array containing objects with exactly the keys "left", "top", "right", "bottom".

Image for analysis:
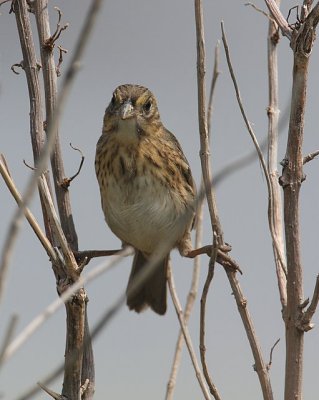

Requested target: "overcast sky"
[{"left": 1, "top": 1, "right": 319, "bottom": 399}]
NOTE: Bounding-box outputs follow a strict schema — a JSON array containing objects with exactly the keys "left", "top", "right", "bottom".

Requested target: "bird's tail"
[{"left": 126, "top": 251, "right": 169, "bottom": 315}]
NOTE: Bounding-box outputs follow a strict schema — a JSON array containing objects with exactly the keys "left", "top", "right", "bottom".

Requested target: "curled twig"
[
  {"left": 60, "top": 143, "right": 85, "bottom": 189},
  {"left": 23, "top": 159, "right": 36, "bottom": 171},
  {"left": 11, "top": 61, "right": 24, "bottom": 74}
]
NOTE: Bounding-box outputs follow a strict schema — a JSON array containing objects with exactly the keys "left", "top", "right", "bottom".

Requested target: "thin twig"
[
  {"left": 266, "top": 338, "right": 280, "bottom": 371},
  {"left": 207, "top": 42, "right": 220, "bottom": 138},
  {"left": 303, "top": 150, "right": 319, "bottom": 164},
  {"left": 299, "top": 274, "right": 319, "bottom": 331},
  {"left": 167, "top": 265, "right": 211, "bottom": 400},
  {"left": 245, "top": 2, "right": 276, "bottom": 23}
]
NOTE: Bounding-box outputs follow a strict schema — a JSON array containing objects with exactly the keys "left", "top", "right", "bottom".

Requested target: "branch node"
[{"left": 43, "top": 7, "right": 69, "bottom": 51}]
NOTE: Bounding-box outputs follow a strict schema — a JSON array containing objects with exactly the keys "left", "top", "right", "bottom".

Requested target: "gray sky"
[{"left": 1, "top": 1, "right": 319, "bottom": 399}]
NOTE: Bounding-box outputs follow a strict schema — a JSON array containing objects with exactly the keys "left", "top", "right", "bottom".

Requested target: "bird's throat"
[{"left": 117, "top": 118, "right": 139, "bottom": 144}]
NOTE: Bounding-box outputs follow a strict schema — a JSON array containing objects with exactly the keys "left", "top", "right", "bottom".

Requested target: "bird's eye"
[
  {"left": 143, "top": 99, "right": 152, "bottom": 114},
  {"left": 111, "top": 93, "right": 116, "bottom": 106}
]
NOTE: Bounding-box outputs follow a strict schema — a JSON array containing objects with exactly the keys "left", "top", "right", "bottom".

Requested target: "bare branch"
[
  {"left": 226, "top": 270, "right": 274, "bottom": 400},
  {"left": 167, "top": 265, "right": 211, "bottom": 400},
  {"left": 303, "top": 150, "right": 319, "bottom": 164}
]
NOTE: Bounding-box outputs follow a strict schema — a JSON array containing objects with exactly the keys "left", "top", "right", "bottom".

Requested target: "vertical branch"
[
  {"left": 266, "top": 0, "right": 287, "bottom": 308},
  {"left": 34, "top": 1, "right": 78, "bottom": 250}
]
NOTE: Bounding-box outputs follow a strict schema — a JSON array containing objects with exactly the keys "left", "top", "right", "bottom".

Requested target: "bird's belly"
[{"left": 102, "top": 175, "right": 190, "bottom": 254}]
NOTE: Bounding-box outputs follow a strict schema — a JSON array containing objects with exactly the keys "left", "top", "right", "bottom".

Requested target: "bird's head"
[{"left": 103, "top": 84, "right": 162, "bottom": 142}]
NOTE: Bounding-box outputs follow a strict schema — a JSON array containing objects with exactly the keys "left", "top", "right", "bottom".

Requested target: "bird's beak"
[{"left": 120, "top": 100, "right": 134, "bottom": 120}]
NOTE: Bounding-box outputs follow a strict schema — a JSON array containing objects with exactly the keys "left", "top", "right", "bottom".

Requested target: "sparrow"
[{"left": 95, "top": 84, "right": 195, "bottom": 315}]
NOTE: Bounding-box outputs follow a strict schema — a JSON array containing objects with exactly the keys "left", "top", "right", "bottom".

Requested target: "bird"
[{"left": 95, "top": 84, "right": 195, "bottom": 315}]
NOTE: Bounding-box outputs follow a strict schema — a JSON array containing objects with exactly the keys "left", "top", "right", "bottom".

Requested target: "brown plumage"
[{"left": 95, "top": 84, "right": 195, "bottom": 315}]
